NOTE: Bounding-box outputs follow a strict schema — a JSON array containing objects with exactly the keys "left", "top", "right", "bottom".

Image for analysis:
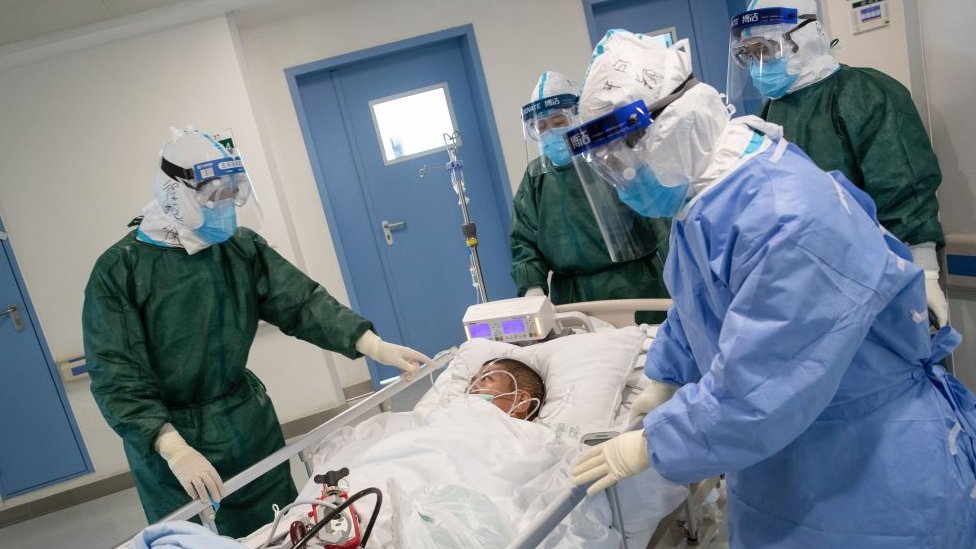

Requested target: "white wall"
[
  {"left": 911, "top": 0, "right": 976, "bottom": 237},
  {"left": 0, "top": 16, "right": 351, "bottom": 508},
  {"left": 820, "top": 0, "right": 913, "bottom": 88},
  {"left": 910, "top": 0, "right": 976, "bottom": 390}
]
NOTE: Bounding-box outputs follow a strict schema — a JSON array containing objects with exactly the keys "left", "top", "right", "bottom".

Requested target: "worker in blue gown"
[{"left": 569, "top": 30, "right": 976, "bottom": 548}]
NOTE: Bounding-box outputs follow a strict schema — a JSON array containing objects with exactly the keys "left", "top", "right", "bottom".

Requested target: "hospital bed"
[{"left": 120, "top": 299, "right": 723, "bottom": 548}]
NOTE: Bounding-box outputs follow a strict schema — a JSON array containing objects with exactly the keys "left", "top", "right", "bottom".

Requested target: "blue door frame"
[
  {"left": 0, "top": 213, "right": 92, "bottom": 497},
  {"left": 285, "top": 25, "right": 512, "bottom": 386}
]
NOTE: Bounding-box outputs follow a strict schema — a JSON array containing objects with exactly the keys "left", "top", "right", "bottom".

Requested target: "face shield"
[
  {"left": 144, "top": 128, "right": 267, "bottom": 251},
  {"left": 726, "top": 7, "right": 817, "bottom": 113},
  {"left": 561, "top": 100, "right": 664, "bottom": 263},
  {"left": 521, "top": 93, "right": 579, "bottom": 176},
  {"left": 158, "top": 134, "right": 265, "bottom": 237}
]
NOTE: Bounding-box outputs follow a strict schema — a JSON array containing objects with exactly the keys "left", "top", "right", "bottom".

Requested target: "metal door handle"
[
  {"left": 381, "top": 220, "right": 407, "bottom": 246},
  {"left": 1, "top": 304, "right": 24, "bottom": 332}
]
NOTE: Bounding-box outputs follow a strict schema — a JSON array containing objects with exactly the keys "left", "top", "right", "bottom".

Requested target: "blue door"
[
  {"left": 583, "top": 0, "right": 749, "bottom": 96},
  {"left": 289, "top": 27, "right": 516, "bottom": 387},
  {"left": 0, "top": 222, "right": 92, "bottom": 497}
]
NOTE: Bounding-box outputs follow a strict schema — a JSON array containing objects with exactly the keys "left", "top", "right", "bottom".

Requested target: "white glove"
[
  {"left": 355, "top": 330, "right": 435, "bottom": 380},
  {"left": 155, "top": 423, "right": 224, "bottom": 503},
  {"left": 524, "top": 286, "right": 545, "bottom": 297},
  {"left": 910, "top": 242, "right": 949, "bottom": 327},
  {"left": 627, "top": 380, "right": 677, "bottom": 424},
  {"left": 572, "top": 430, "right": 650, "bottom": 495}
]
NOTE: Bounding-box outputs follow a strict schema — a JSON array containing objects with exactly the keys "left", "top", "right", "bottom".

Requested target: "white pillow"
[{"left": 415, "top": 326, "right": 648, "bottom": 440}]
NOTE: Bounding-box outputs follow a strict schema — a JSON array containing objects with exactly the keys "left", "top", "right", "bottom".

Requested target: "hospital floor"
[{"left": 0, "top": 377, "right": 729, "bottom": 548}]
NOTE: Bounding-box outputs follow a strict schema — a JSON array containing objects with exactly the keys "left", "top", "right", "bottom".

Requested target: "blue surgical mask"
[
  {"left": 541, "top": 127, "right": 573, "bottom": 167},
  {"left": 749, "top": 58, "right": 797, "bottom": 99},
  {"left": 196, "top": 200, "right": 238, "bottom": 245},
  {"left": 614, "top": 166, "right": 689, "bottom": 218}
]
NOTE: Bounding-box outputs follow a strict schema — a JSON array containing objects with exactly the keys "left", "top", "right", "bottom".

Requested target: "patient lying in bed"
[
  {"left": 240, "top": 347, "right": 686, "bottom": 548},
  {"left": 241, "top": 375, "right": 633, "bottom": 547},
  {"left": 466, "top": 358, "right": 546, "bottom": 421}
]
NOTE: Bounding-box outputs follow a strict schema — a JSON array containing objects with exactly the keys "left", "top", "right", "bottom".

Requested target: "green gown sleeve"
[
  {"left": 249, "top": 230, "right": 373, "bottom": 358},
  {"left": 83, "top": 249, "right": 170, "bottom": 455},
  {"left": 835, "top": 69, "right": 943, "bottom": 246},
  {"left": 509, "top": 167, "right": 550, "bottom": 296}
]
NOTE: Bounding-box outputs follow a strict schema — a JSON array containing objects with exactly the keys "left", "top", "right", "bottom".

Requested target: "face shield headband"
[
  {"left": 566, "top": 76, "right": 699, "bottom": 160},
  {"left": 522, "top": 93, "right": 580, "bottom": 172},
  {"left": 522, "top": 93, "right": 580, "bottom": 140}
]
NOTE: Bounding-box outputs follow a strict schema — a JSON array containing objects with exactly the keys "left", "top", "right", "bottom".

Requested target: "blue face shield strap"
[
  {"left": 566, "top": 77, "right": 698, "bottom": 156},
  {"left": 566, "top": 100, "right": 652, "bottom": 156}
]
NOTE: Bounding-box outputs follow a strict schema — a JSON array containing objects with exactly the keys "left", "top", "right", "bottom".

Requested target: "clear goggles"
[
  {"left": 726, "top": 8, "right": 816, "bottom": 114},
  {"left": 521, "top": 93, "right": 578, "bottom": 141},
  {"left": 161, "top": 152, "right": 252, "bottom": 208},
  {"left": 521, "top": 94, "right": 579, "bottom": 175},
  {"left": 729, "top": 8, "right": 816, "bottom": 68}
]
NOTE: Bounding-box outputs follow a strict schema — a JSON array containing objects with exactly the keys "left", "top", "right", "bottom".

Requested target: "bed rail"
[
  {"left": 504, "top": 420, "right": 643, "bottom": 549},
  {"left": 114, "top": 352, "right": 453, "bottom": 547},
  {"left": 557, "top": 298, "right": 672, "bottom": 328}
]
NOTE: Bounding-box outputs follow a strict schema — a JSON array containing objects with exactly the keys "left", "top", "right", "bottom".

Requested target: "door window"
[
  {"left": 369, "top": 83, "right": 458, "bottom": 165},
  {"left": 646, "top": 26, "right": 677, "bottom": 47}
]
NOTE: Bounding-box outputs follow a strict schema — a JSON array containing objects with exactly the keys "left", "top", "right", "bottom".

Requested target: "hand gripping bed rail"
[
  {"left": 504, "top": 420, "right": 644, "bottom": 549},
  {"left": 116, "top": 352, "right": 453, "bottom": 545}
]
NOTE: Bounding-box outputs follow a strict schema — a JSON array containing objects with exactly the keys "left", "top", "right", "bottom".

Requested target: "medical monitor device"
[{"left": 462, "top": 296, "right": 557, "bottom": 343}]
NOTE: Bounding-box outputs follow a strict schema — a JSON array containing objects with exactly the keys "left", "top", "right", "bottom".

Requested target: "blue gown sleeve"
[
  {"left": 644, "top": 217, "right": 892, "bottom": 483},
  {"left": 645, "top": 306, "right": 701, "bottom": 386}
]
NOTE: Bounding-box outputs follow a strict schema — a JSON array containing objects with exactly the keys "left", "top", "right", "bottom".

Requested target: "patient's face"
[
  {"left": 467, "top": 364, "right": 520, "bottom": 416},
  {"left": 469, "top": 364, "right": 514, "bottom": 394}
]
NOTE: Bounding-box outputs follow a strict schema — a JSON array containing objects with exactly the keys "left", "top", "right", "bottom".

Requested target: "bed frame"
[{"left": 120, "top": 298, "right": 722, "bottom": 549}]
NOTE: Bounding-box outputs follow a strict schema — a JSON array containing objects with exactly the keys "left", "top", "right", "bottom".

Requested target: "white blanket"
[{"left": 243, "top": 400, "right": 686, "bottom": 548}]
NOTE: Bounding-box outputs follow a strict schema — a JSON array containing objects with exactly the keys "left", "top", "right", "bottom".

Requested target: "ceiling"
[{"left": 0, "top": 0, "right": 187, "bottom": 49}]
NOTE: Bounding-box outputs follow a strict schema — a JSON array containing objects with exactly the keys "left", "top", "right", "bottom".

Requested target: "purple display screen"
[
  {"left": 467, "top": 323, "right": 492, "bottom": 339},
  {"left": 502, "top": 318, "right": 527, "bottom": 335}
]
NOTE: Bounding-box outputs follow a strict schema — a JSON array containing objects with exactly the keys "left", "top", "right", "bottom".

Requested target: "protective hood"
[
  {"left": 644, "top": 82, "right": 732, "bottom": 191},
  {"left": 579, "top": 30, "right": 693, "bottom": 122},
  {"left": 527, "top": 70, "right": 578, "bottom": 103},
  {"left": 747, "top": 0, "right": 839, "bottom": 93},
  {"left": 522, "top": 71, "right": 580, "bottom": 173},
  {"left": 137, "top": 127, "right": 242, "bottom": 254}
]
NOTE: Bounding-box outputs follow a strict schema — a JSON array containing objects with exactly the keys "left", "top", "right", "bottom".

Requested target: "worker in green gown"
[
  {"left": 83, "top": 128, "right": 432, "bottom": 537},
  {"left": 510, "top": 71, "right": 671, "bottom": 324},
  {"left": 729, "top": 0, "right": 947, "bottom": 325}
]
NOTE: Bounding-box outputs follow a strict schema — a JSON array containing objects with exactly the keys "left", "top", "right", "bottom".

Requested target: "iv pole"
[{"left": 419, "top": 131, "right": 489, "bottom": 303}]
